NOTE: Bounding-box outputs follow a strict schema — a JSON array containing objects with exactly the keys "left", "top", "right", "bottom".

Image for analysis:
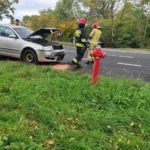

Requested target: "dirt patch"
[{"left": 52, "top": 64, "right": 71, "bottom": 70}]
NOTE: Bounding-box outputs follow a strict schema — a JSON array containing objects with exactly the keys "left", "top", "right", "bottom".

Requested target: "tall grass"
[{"left": 0, "top": 61, "right": 150, "bottom": 150}]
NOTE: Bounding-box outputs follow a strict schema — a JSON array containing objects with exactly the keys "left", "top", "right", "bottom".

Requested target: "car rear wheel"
[{"left": 22, "top": 49, "right": 38, "bottom": 64}]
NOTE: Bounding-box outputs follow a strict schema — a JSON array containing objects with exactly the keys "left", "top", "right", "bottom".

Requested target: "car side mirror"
[{"left": 9, "top": 35, "right": 18, "bottom": 39}]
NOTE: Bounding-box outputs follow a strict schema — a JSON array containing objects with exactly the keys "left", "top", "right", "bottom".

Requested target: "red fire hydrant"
[{"left": 91, "top": 47, "right": 106, "bottom": 85}]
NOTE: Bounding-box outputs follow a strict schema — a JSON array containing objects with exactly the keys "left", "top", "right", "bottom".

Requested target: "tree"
[
  {"left": 55, "top": 0, "right": 83, "bottom": 20},
  {"left": 21, "top": 0, "right": 150, "bottom": 48},
  {"left": 80, "top": 0, "right": 122, "bottom": 46},
  {"left": 133, "top": 0, "right": 150, "bottom": 46},
  {"left": 55, "top": 0, "right": 73, "bottom": 20},
  {"left": 80, "top": 0, "right": 122, "bottom": 19},
  {"left": 0, "top": 0, "right": 18, "bottom": 19},
  {"left": 72, "top": 0, "right": 84, "bottom": 19},
  {"left": 114, "top": 2, "right": 139, "bottom": 47}
]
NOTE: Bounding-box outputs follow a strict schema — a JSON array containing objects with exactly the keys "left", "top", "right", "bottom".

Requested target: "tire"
[
  {"left": 0, "top": 55, "right": 5, "bottom": 60},
  {"left": 22, "top": 49, "right": 38, "bottom": 65}
]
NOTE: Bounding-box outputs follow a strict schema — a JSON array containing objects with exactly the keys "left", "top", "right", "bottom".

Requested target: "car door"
[{"left": 0, "top": 26, "right": 22, "bottom": 58}]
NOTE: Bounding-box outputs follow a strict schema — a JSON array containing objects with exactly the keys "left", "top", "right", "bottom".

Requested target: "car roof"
[
  {"left": 44, "top": 28, "right": 60, "bottom": 30},
  {"left": 0, "top": 24, "right": 61, "bottom": 31},
  {"left": 0, "top": 24, "right": 26, "bottom": 29},
  {"left": 0, "top": 24, "right": 59, "bottom": 29}
]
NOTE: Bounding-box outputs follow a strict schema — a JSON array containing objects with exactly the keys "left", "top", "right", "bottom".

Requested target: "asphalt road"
[{"left": 63, "top": 46, "right": 150, "bottom": 82}]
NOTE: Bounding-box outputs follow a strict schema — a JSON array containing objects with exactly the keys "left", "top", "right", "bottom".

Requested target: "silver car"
[{"left": 0, "top": 24, "right": 65, "bottom": 64}]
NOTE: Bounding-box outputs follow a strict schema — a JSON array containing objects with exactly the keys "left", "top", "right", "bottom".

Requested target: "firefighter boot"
[
  {"left": 76, "top": 62, "right": 83, "bottom": 68},
  {"left": 71, "top": 58, "right": 78, "bottom": 67}
]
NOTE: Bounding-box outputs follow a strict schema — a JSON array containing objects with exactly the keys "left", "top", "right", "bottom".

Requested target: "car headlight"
[
  {"left": 38, "top": 46, "right": 53, "bottom": 51},
  {"left": 43, "top": 46, "right": 53, "bottom": 51},
  {"left": 37, "top": 47, "right": 45, "bottom": 51}
]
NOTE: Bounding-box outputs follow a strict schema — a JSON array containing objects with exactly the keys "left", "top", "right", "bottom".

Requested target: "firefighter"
[
  {"left": 71, "top": 18, "right": 87, "bottom": 68},
  {"left": 86, "top": 22, "right": 102, "bottom": 64}
]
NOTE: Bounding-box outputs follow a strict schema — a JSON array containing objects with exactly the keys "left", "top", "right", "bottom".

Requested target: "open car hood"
[{"left": 27, "top": 28, "right": 62, "bottom": 41}]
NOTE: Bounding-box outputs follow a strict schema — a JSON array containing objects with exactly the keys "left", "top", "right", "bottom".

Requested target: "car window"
[
  {"left": 0, "top": 26, "right": 16, "bottom": 37},
  {"left": 14, "top": 27, "right": 33, "bottom": 39}
]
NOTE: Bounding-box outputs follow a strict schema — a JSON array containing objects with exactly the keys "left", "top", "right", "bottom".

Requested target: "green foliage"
[
  {"left": 21, "top": 0, "right": 150, "bottom": 48},
  {"left": 59, "top": 19, "right": 78, "bottom": 42},
  {"left": 0, "top": 0, "right": 18, "bottom": 19},
  {"left": 81, "top": 0, "right": 120, "bottom": 19},
  {"left": 112, "top": 1, "right": 150, "bottom": 48},
  {"left": 55, "top": 0, "right": 83, "bottom": 19},
  {"left": 55, "top": 0, "right": 74, "bottom": 20},
  {"left": 0, "top": 61, "right": 150, "bottom": 149}
]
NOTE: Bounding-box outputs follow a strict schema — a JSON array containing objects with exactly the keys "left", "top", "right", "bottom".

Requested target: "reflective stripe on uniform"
[
  {"left": 90, "top": 41, "right": 98, "bottom": 45},
  {"left": 81, "top": 38, "right": 86, "bottom": 42},
  {"left": 87, "top": 50, "right": 94, "bottom": 61},
  {"left": 72, "top": 58, "right": 78, "bottom": 63},
  {"left": 87, "top": 55, "right": 94, "bottom": 62},
  {"left": 75, "top": 43, "right": 84, "bottom": 47},
  {"left": 89, "top": 29, "right": 102, "bottom": 46},
  {"left": 75, "top": 30, "right": 81, "bottom": 37}
]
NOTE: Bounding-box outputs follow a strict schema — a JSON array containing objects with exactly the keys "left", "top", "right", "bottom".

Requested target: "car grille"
[
  {"left": 54, "top": 51, "right": 64, "bottom": 56},
  {"left": 53, "top": 45, "right": 63, "bottom": 50}
]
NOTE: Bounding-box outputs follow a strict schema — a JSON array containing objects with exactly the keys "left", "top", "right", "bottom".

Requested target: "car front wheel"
[{"left": 22, "top": 49, "right": 38, "bottom": 64}]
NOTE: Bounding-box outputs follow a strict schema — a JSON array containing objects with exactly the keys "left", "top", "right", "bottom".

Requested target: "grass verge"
[{"left": 0, "top": 61, "right": 150, "bottom": 150}]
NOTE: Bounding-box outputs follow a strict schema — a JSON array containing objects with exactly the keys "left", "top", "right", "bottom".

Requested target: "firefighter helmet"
[
  {"left": 92, "top": 22, "right": 102, "bottom": 29},
  {"left": 92, "top": 23, "right": 97, "bottom": 28},
  {"left": 79, "top": 18, "right": 87, "bottom": 24}
]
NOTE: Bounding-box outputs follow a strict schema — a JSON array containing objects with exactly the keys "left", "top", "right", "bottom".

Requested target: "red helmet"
[
  {"left": 92, "top": 22, "right": 101, "bottom": 29},
  {"left": 92, "top": 23, "right": 97, "bottom": 28},
  {"left": 79, "top": 18, "right": 87, "bottom": 24}
]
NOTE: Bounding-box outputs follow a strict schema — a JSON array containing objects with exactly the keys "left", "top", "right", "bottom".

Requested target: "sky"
[{"left": 1, "top": 0, "right": 59, "bottom": 23}]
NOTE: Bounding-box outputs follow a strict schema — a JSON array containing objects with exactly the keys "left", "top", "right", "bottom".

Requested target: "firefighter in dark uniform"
[{"left": 71, "top": 18, "right": 87, "bottom": 68}]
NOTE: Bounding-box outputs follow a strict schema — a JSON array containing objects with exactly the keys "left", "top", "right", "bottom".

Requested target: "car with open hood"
[{"left": 0, "top": 24, "right": 65, "bottom": 64}]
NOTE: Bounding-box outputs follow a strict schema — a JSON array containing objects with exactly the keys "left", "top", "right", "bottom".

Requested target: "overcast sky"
[{"left": 1, "top": 0, "right": 59, "bottom": 23}]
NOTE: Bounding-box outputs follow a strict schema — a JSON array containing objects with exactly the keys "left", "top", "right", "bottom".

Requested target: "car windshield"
[{"left": 14, "top": 27, "right": 33, "bottom": 38}]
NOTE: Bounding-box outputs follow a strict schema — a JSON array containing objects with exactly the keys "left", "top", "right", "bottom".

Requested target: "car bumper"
[{"left": 37, "top": 49, "right": 65, "bottom": 62}]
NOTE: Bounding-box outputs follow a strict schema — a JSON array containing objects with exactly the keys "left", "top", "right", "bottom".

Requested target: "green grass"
[{"left": 0, "top": 61, "right": 150, "bottom": 150}]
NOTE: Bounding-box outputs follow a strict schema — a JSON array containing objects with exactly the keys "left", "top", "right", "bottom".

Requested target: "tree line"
[{"left": 0, "top": 0, "right": 150, "bottom": 48}]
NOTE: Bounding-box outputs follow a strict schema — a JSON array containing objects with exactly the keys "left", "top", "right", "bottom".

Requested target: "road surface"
[{"left": 63, "top": 46, "right": 150, "bottom": 82}]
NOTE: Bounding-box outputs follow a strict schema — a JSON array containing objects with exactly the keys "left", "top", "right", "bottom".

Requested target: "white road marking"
[
  {"left": 118, "top": 55, "right": 134, "bottom": 58},
  {"left": 108, "top": 55, "right": 134, "bottom": 58},
  {"left": 107, "top": 54, "right": 117, "bottom": 57},
  {"left": 123, "top": 69, "right": 130, "bottom": 73},
  {"left": 103, "top": 48, "right": 150, "bottom": 55},
  {"left": 117, "top": 62, "right": 142, "bottom": 67}
]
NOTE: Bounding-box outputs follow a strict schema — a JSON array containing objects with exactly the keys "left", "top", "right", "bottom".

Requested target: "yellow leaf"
[
  {"left": 141, "top": 129, "right": 144, "bottom": 134},
  {"left": 127, "top": 140, "right": 131, "bottom": 145},
  {"left": 107, "top": 125, "right": 111, "bottom": 129},
  {"left": 48, "top": 140, "right": 54, "bottom": 145},
  {"left": 109, "top": 139, "right": 112, "bottom": 144},
  {"left": 29, "top": 136, "right": 33, "bottom": 139},
  {"left": 130, "top": 122, "right": 134, "bottom": 127}
]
